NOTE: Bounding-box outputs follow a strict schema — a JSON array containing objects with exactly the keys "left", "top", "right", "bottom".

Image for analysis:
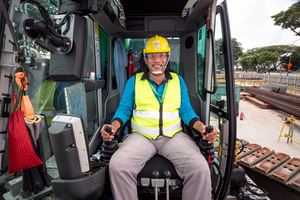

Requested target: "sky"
[{"left": 226, "top": 0, "right": 299, "bottom": 52}]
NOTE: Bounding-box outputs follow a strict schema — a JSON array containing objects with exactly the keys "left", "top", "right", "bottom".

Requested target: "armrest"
[
  {"left": 183, "top": 124, "right": 214, "bottom": 162},
  {"left": 183, "top": 124, "right": 202, "bottom": 142},
  {"left": 114, "top": 127, "right": 123, "bottom": 142}
]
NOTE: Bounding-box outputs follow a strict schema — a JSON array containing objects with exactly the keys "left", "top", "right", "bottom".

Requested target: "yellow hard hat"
[{"left": 143, "top": 35, "right": 171, "bottom": 54}]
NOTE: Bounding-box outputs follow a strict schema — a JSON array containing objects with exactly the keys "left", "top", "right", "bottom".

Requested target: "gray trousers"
[{"left": 109, "top": 132, "right": 211, "bottom": 200}]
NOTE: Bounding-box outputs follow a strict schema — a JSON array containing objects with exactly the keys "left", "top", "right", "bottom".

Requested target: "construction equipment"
[{"left": 278, "top": 115, "right": 300, "bottom": 145}]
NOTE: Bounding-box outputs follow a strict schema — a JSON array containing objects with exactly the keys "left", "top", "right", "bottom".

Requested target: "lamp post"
[
  {"left": 288, "top": 39, "right": 300, "bottom": 93},
  {"left": 288, "top": 39, "right": 300, "bottom": 75}
]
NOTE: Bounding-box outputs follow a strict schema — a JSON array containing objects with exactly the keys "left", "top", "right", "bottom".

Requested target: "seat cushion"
[{"left": 137, "top": 154, "right": 180, "bottom": 179}]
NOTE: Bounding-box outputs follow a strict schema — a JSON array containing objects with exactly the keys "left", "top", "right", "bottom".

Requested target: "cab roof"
[
  {"left": 94, "top": 0, "right": 214, "bottom": 38},
  {"left": 120, "top": 0, "right": 189, "bottom": 16}
]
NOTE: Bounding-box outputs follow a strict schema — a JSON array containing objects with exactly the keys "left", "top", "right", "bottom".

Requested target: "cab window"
[
  {"left": 124, "top": 37, "right": 180, "bottom": 74},
  {"left": 197, "top": 24, "right": 207, "bottom": 99}
]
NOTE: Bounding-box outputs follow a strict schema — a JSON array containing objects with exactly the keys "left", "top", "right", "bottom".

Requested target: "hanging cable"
[
  {"left": 22, "top": 0, "right": 84, "bottom": 29},
  {"left": 21, "top": 0, "right": 54, "bottom": 26},
  {"left": 54, "top": 11, "right": 84, "bottom": 28},
  {"left": 236, "top": 138, "right": 244, "bottom": 155}
]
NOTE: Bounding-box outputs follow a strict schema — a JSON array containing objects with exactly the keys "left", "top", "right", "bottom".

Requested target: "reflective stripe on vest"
[
  {"left": 132, "top": 110, "right": 179, "bottom": 120},
  {"left": 131, "top": 72, "right": 182, "bottom": 140}
]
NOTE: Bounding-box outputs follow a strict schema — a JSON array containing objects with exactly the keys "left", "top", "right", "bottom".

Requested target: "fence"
[{"left": 234, "top": 72, "right": 300, "bottom": 96}]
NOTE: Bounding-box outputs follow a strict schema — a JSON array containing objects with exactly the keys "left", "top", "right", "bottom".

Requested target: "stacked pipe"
[{"left": 245, "top": 87, "right": 300, "bottom": 118}]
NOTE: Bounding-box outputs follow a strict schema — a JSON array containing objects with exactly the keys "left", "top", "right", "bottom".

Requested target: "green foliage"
[
  {"left": 232, "top": 38, "right": 243, "bottom": 66},
  {"left": 271, "top": 2, "right": 300, "bottom": 36},
  {"left": 240, "top": 45, "right": 296, "bottom": 73},
  {"left": 239, "top": 55, "right": 251, "bottom": 72},
  {"left": 215, "top": 38, "right": 224, "bottom": 70},
  {"left": 258, "top": 45, "right": 292, "bottom": 55},
  {"left": 256, "top": 50, "right": 280, "bottom": 71},
  {"left": 240, "top": 44, "right": 300, "bottom": 73},
  {"left": 281, "top": 46, "right": 300, "bottom": 71},
  {"left": 215, "top": 37, "right": 242, "bottom": 70},
  {"left": 239, "top": 54, "right": 258, "bottom": 72}
]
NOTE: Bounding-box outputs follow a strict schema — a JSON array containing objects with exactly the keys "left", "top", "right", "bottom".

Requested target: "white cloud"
[{"left": 227, "top": 0, "right": 299, "bottom": 51}]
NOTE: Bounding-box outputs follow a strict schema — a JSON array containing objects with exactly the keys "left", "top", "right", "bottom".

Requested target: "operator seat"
[
  {"left": 114, "top": 122, "right": 205, "bottom": 198},
  {"left": 114, "top": 53, "right": 204, "bottom": 198},
  {"left": 112, "top": 124, "right": 187, "bottom": 198}
]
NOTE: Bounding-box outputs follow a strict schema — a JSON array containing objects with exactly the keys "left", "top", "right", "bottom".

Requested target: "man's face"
[{"left": 145, "top": 53, "right": 168, "bottom": 74}]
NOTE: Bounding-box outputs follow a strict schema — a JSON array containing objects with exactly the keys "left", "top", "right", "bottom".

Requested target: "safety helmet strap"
[{"left": 143, "top": 52, "right": 170, "bottom": 75}]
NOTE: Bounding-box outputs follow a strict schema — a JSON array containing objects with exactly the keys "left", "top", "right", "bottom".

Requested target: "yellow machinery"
[{"left": 278, "top": 115, "right": 300, "bottom": 145}]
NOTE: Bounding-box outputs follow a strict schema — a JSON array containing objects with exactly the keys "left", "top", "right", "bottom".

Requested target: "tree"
[
  {"left": 231, "top": 38, "right": 243, "bottom": 67},
  {"left": 281, "top": 46, "right": 300, "bottom": 71},
  {"left": 245, "top": 45, "right": 296, "bottom": 72},
  {"left": 259, "top": 45, "right": 291, "bottom": 70},
  {"left": 239, "top": 54, "right": 251, "bottom": 72},
  {"left": 215, "top": 38, "right": 224, "bottom": 70},
  {"left": 249, "top": 54, "right": 259, "bottom": 71},
  {"left": 271, "top": 2, "right": 300, "bottom": 36},
  {"left": 215, "top": 38, "right": 243, "bottom": 70},
  {"left": 240, "top": 53, "right": 260, "bottom": 72},
  {"left": 256, "top": 50, "right": 280, "bottom": 74},
  {"left": 259, "top": 45, "right": 292, "bottom": 55}
]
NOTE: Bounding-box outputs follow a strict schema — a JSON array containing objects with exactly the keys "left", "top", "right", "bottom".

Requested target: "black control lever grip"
[
  {"left": 204, "top": 125, "right": 213, "bottom": 135},
  {"left": 104, "top": 125, "right": 120, "bottom": 138},
  {"left": 200, "top": 125, "right": 214, "bottom": 163},
  {"left": 104, "top": 126, "right": 112, "bottom": 135}
]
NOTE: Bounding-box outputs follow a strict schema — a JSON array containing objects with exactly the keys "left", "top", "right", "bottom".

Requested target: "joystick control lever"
[
  {"left": 152, "top": 170, "right": 160, "bottom": 200},
  {"left": 200, "top": 125, "right": 214, "bottom": 166},
  {"left": 100, "top": 126, "right": 118, "bottom": 163},
  {"left": 151, "top": 170, "right": 165, "bottom": 200},
  {"left": 164, "top": 170, "right": 171, "bottom": 200}
]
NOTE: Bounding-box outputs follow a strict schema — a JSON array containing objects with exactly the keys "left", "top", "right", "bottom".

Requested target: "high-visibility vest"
[{"left": 131, "top": 72, "right": 182, "bottom": 140}]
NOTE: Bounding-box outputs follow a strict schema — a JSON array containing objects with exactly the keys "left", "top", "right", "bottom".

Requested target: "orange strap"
[
  {"left": 21, "top": 95, "right": 34, "bottom": 120},
  {"left": 15, "top": 72, "right": 28, "bottom": 91}
]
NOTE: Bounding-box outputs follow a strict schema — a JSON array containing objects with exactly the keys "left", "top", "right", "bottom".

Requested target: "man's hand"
[
  {"left": 101, "top": 120, "right": 120, "bottom": 141},
  {"left": 193, "top": 121, "right": 217, "bottom": 144},
  {"left": 201, "top": 125, "right": 217, "bottom": 144}
]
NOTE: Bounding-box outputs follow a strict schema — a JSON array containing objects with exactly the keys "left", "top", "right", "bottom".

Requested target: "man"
[{"left": 101, "top": 35, "right": 217, "bottom": 200}]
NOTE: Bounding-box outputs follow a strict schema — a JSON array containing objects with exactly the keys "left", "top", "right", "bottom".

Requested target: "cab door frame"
[
  {"left": 210, "top": 1, "right": 237, "bottom": 199},
  {"left": 0, "top": 0, "right": 21, "bottom": 172}
]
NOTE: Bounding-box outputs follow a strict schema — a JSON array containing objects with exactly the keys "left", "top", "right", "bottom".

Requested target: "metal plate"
[
  {"left": 288, "top": 173, "right": 300, "bottom": 192},
  {"left": 270, "top": 157, "right": 300, "bottom": 184},
  {"left": 239, "top": 147, "right": 274, "bottom": 168},
  {"left": 253, "top": 152, "right": 290, "bottom": 176},
  {"left": 237, "top": 143, "right": 261, "bottom": 160}
]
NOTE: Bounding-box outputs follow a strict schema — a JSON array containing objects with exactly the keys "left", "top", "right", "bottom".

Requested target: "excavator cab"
[{"left": 0, "top": 0, "right": 237, "bottom": 199}]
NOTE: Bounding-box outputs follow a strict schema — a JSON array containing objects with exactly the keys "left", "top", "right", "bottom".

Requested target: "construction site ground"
[
  {"left": 237, "top": 98, "right": 300, "bottom": 158},
  {"left": 236, "top": 94, "right": 300, "bottom": 200}
]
